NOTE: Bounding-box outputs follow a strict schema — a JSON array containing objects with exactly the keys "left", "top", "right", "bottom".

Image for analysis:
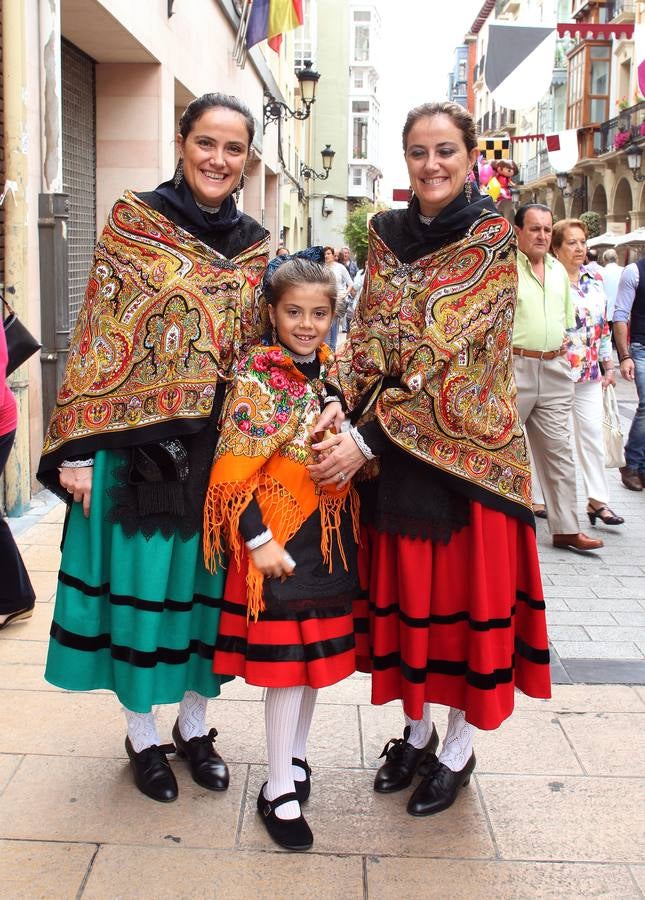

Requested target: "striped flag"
[
  {"left": 484, "top": 23, "right": 556, "bottom": 110},
  {"left": 246, "top": 0, "right": 304, "bottom": 52}
]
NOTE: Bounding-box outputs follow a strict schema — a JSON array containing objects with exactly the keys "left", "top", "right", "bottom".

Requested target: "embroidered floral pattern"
[
  {"left": 329, "top": 213, "right": 532, "bottom": 509},
  {"left": 217, "top": 344, "right": 332, "bottom": 465}
]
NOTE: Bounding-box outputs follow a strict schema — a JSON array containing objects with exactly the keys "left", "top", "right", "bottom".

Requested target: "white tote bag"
[{"left": 602, "top": 384, "right": 625, "bottom": 468}]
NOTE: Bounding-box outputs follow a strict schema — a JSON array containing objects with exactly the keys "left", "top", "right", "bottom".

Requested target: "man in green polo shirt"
[{"left": 513, "top": 204, "right": 603, "bottom": 552}]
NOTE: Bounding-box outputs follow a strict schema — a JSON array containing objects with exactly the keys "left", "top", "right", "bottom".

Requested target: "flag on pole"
[
  {"left": 545, "top": 130, "right": 579, "bottom": 173},
  {"left": 246, "top": 0, "right": 304, "bottom": 52},
  {"left": 484, "top": 23, "right": 556, "bottom": 110}
]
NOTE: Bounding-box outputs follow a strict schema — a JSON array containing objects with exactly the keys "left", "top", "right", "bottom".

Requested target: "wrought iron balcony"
[{"left": 595, "top": 100, "right": 645, "bottom": 156}]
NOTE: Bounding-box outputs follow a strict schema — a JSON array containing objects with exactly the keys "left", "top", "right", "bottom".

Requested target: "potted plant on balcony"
[{"left": 614, "top": 129, "right": 631, "bottom": 151}]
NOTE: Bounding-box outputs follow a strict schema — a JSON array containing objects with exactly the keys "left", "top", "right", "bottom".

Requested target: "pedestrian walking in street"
[
  {"left": 614, "top": 257, "right": 645, "bottom": 491},
  {"left": 37, "top": 93, "right": 270, "bottom": 803},
  {"left": 513, "top": 205, "right": 603, "bottom": 551},
  {"left": 204, "top": 255, "right": 359, "bottom": 851},
  {"left": 310, "top": 101, "right": 551, "bottom": 818},
  {"left": 323, "top": 246, "right": 354, "bottom": 350},
  {"left": 0, "top": 321, "right": 35, "bottom": 631},
  {"left": 551, "top": 219, "right": 623, "bottom": 527}
]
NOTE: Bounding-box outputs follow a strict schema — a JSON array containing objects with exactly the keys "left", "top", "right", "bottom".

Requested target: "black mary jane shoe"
[
  {"left": 257, "top": 784, "right": 313, "bottom": 851},
  {"left": 373, "top": 724, "right": 439, "bottom": 793},
  {"left": 292, "top": 757, "right": 311, "bottom": 804},
  {"left": 125, "top": 737, "right": 178, "bottom": 803},
  {"left": 586, "top": 504, "right": 625, "bottom": 526},
  {"left": 171, "top": 720, "right": 229, "bottom": 791},
  {"left": 407, "top": 752, "right": 476, "bottom": 817}
]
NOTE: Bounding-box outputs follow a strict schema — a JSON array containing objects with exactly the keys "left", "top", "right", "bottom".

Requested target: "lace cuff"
[
  {"left": 246, "top": 528, "right": 273, "bottom": 551},
  {"left": 350, "top": 426, "right": 376, "bottom": 461},
  {"left": 59, "top": 458, "right": 95, "bottom": 468}
]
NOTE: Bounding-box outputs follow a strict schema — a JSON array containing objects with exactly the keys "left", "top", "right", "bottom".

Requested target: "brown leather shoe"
[
  {"left": 619, "top": 466, "right": 643, "bottom": 492},
  {"left": 553, "top": 533, "right": 604, "bottom": 551}
]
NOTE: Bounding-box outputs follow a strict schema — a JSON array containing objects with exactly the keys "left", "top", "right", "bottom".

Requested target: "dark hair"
[
  {"left": 551, "top": 217, "right": 588, "bottom": 251},
  {"left": 402, "top": 101, "right": 477, "bottom": 153},
  {"left": 268, "top": 258, "right": 337, "bottom": 313},
  {"left": 514, "top": 203, "right": 553, "bottom": 229},
  {"left": 178, "top": 93, "right": 255, "bottom": 146}
]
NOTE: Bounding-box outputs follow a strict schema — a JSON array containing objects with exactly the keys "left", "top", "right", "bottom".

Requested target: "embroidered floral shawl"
[
  {"left": 41, "top": 191, "right": 269, "bottom": 464},
  {"left": 204, "top": 344, "right": 359, "bottom": 621},
  {"left": 328, "top": 211, "right": 532, "bottom": 512}
]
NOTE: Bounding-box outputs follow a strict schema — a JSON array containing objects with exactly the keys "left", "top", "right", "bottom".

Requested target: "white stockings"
[
  {"left": 123, "top": 708, "right": 160, "bottom": 753},
  {"left": 438, "top": 707, "right": 475, "bottom": 772},
  {"left": 265, "top": 685, "right": 318, "bottom": 820},
  {"left": 124, "top": 690, "right": 209, "bottom": 752},
  {"left": 404, "top": 703, "right": 433, "bottom": 749},
  {"left": 178, "top": 690, "right": 209, "bottom": 740}
]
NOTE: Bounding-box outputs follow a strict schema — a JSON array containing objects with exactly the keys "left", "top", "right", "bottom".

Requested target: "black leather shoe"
[
  {"left": 373, "top": 724, "right": 439, "bottom": 793},
  {"left": 407, "top": 752, "right": 476, "bottom": 817},
  {"left": 292, "top": 757, "right": 311, "bottom": 804},
  {"left": 125, "top": 737, "right": 178, "bottom": 803},
  {"left": 257, "top": 784, "right": 313, "bottom": 851},
  {"left": 171, "top": 720, "right": 229, "bottom": 791}
]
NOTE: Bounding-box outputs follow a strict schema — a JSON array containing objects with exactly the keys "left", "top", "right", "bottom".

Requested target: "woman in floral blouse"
[{"left": 551, "top": 218, "right": 624, "bottom": 527}]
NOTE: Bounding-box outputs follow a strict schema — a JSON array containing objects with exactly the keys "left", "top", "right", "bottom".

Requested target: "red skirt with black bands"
[
  {"left": 213, "top": 556, "right": 356, "bottom": 689},
  {"left": 353, "top": 501, "right": 551, "bottom": 730}
]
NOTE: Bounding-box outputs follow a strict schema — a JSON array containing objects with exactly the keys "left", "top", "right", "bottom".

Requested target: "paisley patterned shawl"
[
  {"left": 328, "top": 210, "right": 532, "bottom": 511},
  {"left": 41, "top": 190, "right": 269, "bottom": 463},
  {"left": 204, "top": 343, "right": 359, "bottom": 620}
]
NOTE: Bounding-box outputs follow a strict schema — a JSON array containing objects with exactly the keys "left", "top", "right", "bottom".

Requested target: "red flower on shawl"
[
  {"left": 269, "top": 367, "right": 290, "bottom": 390},
  {"left": 252, "top": 355, "right": 270, "bottom": 372},
  {"left": 287, "top": 379, "right": 306, "bottom": 398}
]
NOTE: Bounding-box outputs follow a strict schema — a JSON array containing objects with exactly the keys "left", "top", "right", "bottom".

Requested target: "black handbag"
[{"left": 2, "top": 295, "right": 41, "bottom": 375}]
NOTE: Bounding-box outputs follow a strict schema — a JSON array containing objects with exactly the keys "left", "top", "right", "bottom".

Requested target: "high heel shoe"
[
  {"left": 586, "top": 504, "right": 624, "bottom": 526},
  {"left": 0, "top": 606, "right": 34, "bottom": 630}
]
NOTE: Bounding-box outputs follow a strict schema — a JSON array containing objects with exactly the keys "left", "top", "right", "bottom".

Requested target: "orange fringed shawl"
[{"left": 204, "top": 344, "right": 359, "bottom": 621}]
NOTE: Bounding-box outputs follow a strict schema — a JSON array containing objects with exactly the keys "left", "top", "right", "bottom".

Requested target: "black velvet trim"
[
  {"left": 369, "top": 600, "right": 518, "bottom": 631},
  {"left": 371, "top": 650, "right": 516, "bottom": 690},
  {"left": 353, "top": 617, "right": 369, "bottom": 634},
  {"left": 216, "top": 632, "right": 355, "bottom": 662},
  {"left": 221, "top": 597, "right": 356, "bottom": 622},
  {"left": 57, "top": 570, "right": 222, "bottom": 613},
  {"left": 516, "top": 590, "right": 546, "bottom": 611},
  {"left": 49, "top": 622, "right": 215, "bottom": 667},
  {"left": 515, "top": 636, "right": 550, "bottom": 665}
]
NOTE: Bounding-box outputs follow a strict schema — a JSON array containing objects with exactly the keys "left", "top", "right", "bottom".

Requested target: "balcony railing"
[
  {"left": 605, "top": 0, "right": 635, "bottom": 20},
  {"left": 519, "top": 148, "right": 554, "bottom": 186},
  {"left": 595, "top": 100, "right": 645, "bottom": 156}
]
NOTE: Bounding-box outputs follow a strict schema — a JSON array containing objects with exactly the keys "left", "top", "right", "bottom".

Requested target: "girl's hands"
[
  {"left": 308, "top": 431, "right": 365, "bottom": 487},
  {"left": 250, "top": 539, "right": 295, "bottom": 580},
  {"left": 59, "top": 466, "right": 93, "bottom": 518},
  {"left": 312, "top": 401, "right": 345, "bottom": 438}
]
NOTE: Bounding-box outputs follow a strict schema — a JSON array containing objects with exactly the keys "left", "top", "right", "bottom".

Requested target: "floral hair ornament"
[{"left": 262, "top": 245, "right": 325, "bottom": 304}]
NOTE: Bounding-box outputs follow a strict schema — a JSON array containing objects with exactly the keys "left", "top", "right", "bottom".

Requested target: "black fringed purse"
[{"left": 2, "top": 295, "right": 41, "bottom": 375}]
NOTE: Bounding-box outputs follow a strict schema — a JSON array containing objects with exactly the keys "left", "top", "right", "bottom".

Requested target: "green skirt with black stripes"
[{"left": 45, "top": 450, "right": 231, "bottom": 712}]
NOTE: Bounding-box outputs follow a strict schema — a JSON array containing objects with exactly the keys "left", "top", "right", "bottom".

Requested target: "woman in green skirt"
[{"left": 38, "top": 93, "right": 270, "bottom": 802}]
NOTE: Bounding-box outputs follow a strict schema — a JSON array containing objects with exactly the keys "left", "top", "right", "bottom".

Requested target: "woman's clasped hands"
[{"left": 308, "top": 401, "right": 365, "bottom": 489}]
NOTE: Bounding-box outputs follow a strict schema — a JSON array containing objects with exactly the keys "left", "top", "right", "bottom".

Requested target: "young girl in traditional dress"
[{"left": 204, "top": 255, "right": 359, "bottom": 851}]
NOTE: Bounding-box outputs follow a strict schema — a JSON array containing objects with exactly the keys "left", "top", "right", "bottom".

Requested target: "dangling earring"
[
  {"left": 174, "top": 158, "right": 184, "bottom": 189},
  {"left": 407, "top": 186, "right": 414, "bottom": 207},
  {"left": 271, "top": 324, "right": 278, "bottom": 345},
  {"left": 235, "top": 173, "right": 246, "bottom": 204},
  {"left": 464, "top": 174, "right": 473, "bottom": 204}
]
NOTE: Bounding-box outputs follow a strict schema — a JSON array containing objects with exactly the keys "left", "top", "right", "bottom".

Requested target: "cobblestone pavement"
[{"left": 0, "top": 375, "right": 643, "bottom": 898}]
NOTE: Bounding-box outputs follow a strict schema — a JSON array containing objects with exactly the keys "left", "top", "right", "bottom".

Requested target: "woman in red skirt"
[
  {"left": 204, "top": 254, "right": 359, "bottom": 850},
  {"left": 310, "top": 102, "right": 551, "bottom": 818}
]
